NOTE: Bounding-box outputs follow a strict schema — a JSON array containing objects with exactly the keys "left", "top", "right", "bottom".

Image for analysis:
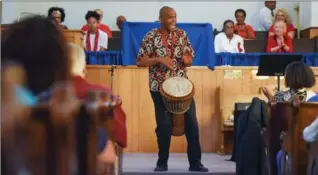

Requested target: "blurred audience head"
[
  {"left": 1, "top": 15, "right": 70, "bottom": 94},
  {"left": 274, "top": 8, "right": 292, "bottom": 24},
  {"left": 48, "top": 7, "right": 66, "bottom": 24},
  {"left": 223, "top": 19, "right": 235, "bottom": 37},
  {"left": 159, "top": 6, "right": 176, "bottom": 32},
  {"left": 285, "top": 61, "right": 316, "bottom": 90},
  {"left": 265, "top": 0, "right": 276, "bottom": 10},
  {"left": 68, "top": 43, "right": 86, "bottom": 78},
  {"left": 116, "top": 15, "right": 127, "bottom": 30},
  {"left": 234, "top": 9, "right": 246, "bottom": 25},
  {"left": 273, "top": 20, "right": 287, "bottom": 36},
  {"left": 85, "top": 11, "right": 100, "bottom": 33},
  {"left": 95, "top": 9, "right": 104, "bottom": 23}
]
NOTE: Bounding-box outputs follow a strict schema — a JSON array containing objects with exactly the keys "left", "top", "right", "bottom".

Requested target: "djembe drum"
[{"left": 160, "top": 77, "right": 195, "bottom": 136}]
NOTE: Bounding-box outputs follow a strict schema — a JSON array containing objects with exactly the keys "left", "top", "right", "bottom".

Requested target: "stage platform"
[{"left": 123, "top": 153, "right": 235, "bottom": 175}]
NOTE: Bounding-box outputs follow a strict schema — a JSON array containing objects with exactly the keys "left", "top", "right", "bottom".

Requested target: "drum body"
[{"left": 160, "top": 77, "right": 195, "bottom": 136}]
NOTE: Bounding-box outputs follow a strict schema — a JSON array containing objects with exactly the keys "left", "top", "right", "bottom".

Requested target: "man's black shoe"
[
  {"left": 154, "top": 165, "right": 168, "bottom": 171},
  {"left": 189, "top": 165, "right": 209, "bottom": 172}
]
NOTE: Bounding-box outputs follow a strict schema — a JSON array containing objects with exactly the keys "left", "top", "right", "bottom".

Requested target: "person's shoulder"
[
  {"left": 260, "top": 7, "right": 269, "bottom": 13},
  {"left": 99, "top": 29, "right": 108, "bottom": 38},
  {"left": 100, "top": 23, "right": 110, "bottom": 28},
  {"left": 144, "top": 28, "right": 158, "bottom": 37},
  {"left": 81, "top": 24, "right": 88, "bottom": 31},
  {"left": 215, "top": 32, "right": 225, "bottom": 38},
  {"left": 175, "top": 28, "right": 186, "bottom": 34},
  {"left": 246, "top": 24, "right": 254, "bottom": 29},
  {"left": 234, "top": 34, "right": 244, "bottom": 41},
  {"left": 268, "top": 35, "right": 275, "bottom": 40}
]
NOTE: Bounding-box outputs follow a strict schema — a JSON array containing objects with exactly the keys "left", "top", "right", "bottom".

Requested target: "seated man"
[
  {"left": 303, "top": 117, "right": 318, "bottom": 143},
  {"left": 68, "top": 43, "right": 127, "bottom": 163},
  {"left": 81, "top": 9, "right": 112, "bottom": 38},
  {"left": 83, "top": 11, "right": 108, "bottom": 51},
  {"left": 214, "top": 20, "right": 245, "bottom": 53}
]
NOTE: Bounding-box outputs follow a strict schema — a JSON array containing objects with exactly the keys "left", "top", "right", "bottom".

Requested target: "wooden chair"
[
  {"left": 1, "top": 77, "right": 118, "bottom": 174},
  {"left": 262, "top": 99, "right": 318, "bottom": 175},
  {"left": 307, "top": 141, "right": 318, "bottom": 175},
  {"left": 217, "top": 86, "right": 266, "bottom": 154}
]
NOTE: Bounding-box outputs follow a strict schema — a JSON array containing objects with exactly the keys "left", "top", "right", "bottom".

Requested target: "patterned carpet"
[{"left": 123, "top": 153, "right": 235, "bottom": 175}]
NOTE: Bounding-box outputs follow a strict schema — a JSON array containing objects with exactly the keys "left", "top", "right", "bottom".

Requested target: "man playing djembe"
[{"left": 136, "top": 6, "right": 208, "bottom": 172}]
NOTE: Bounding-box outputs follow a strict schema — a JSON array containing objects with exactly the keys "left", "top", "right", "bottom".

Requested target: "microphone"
[{"left": 17, "top": 12, "right": 36, "bottom": 22}]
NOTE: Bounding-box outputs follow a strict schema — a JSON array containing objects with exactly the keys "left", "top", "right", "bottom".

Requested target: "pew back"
[
  {"left": 267, "top": 102, "right": 318, "bottom": 175},
  {"left": 1, "top": 90, "right": 116, "bottom": 175}
]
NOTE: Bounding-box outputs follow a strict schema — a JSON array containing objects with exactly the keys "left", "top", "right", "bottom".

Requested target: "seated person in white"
[
  {"left": 214, "top": 20, "right": 245, "bottom": 53},
  {"left": 83, "top": 11, "right": 108, "bottom": 51},
  {"left": 303, "top": 117, "right": 318, "bottom": 143}
]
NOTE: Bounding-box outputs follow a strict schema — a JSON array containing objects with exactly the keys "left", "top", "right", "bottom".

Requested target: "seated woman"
[
  {"left": 214, "top": 20, "right": 245, "bottom": 53},
  {"left": 83, "top": 11, "right": 108, "bottom": 51},
  {"left": 268, "top": 8, "right": 295, "bottom": 39},
  {"left": 266, "top": 21, "right": 293, "bottom": 53},
  {"left": 262, "top": 61, "right": 316, "bottom": 102},
  {"left": 234, "top": 9, "right": 255, "bottom": 39},
  {"left": 261, "top": 61, "right": 316, "bottom": 175},
  {"left": 48, "top": 7, "right": 68, "bottom": 29}
]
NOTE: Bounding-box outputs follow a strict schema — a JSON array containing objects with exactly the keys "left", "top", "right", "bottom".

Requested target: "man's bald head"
[
  {"left": 159, "top": 6, "right": 177, "bottom": 32},
  {"left": 159, "top": 6, "right": 174, "bottom": 18},
  {"left": 116, "top": 15, "right": 127, "bottom": 30}
]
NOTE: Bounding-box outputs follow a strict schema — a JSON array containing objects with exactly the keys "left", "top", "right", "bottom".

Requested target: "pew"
[
  {"left": 1, "top": 65, "right": 121, "bottom": 175},
  {"left": 307, "top": 141, "right": 318, "bottom": 175},
  {"left": 261, "top": 99, "right": 318, "bottom": 175}
]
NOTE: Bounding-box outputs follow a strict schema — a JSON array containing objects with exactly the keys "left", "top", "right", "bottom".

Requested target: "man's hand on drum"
[
  {"left": 182, "top": 50, "right": 192, "bottom": 67},
  {"left": 159, "top": 56, "right": 174, "bottom": 70}
]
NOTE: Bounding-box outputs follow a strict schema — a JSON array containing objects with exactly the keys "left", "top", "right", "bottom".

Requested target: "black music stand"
[{"left": 257, "top": 55, "right": 302, "bottom": 91}]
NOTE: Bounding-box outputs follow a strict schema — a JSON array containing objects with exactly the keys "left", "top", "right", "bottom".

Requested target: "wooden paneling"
[
  {"left": 86, "top": 66, "right": 318, "bottom": 153},
  {"left": 300, "top": 27, "right": 318, "bottom": 39},
  {"left": 63, "top": 30, "right": 83, "bottom": 47}
]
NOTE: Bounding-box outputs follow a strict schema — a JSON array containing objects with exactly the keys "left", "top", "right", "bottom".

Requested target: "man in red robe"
[
  {"left": 81, "top": 9, "right": 112, "bottom": 38},
  {"left": 68, "top": 43, "right": 127, "bottom": 162}
]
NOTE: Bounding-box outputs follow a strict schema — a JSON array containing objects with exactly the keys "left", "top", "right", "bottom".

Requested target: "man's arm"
[
  {"left": 214, "top": 34, "right": 221, "bottom": 53},
  {"left": 182, "top": 31, "right": 195, "bottom": 66}
]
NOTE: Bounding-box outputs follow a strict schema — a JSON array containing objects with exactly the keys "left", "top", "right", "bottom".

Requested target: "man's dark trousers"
[{"left": 150, "top": 91, "right": 202, "bottom": 167}]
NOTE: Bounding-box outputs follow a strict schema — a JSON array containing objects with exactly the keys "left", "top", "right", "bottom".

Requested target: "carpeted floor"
[{"left": 123, "top": 153, "right": 235, "bottom": 175}]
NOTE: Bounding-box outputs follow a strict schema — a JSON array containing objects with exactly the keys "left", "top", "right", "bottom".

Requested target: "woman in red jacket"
[{"left": 266, "top": 21, "right": 293, "bottom": 53}]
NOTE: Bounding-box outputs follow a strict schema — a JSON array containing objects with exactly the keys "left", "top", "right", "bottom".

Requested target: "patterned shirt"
[
  {"left": 274, "top": 89, "right": 308, "bottom": 102},
  {"left": 137, "top": 28, "right": 194, "bottom": 92}
]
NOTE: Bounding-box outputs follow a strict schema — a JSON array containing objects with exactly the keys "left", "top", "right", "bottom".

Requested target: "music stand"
[{"left": 257, "top": 55, "right": 302, "bottom": 91}]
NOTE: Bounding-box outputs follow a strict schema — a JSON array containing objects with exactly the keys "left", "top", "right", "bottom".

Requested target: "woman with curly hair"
[
  {"left": 268, "top": 8, "right": 295, "bottom": 39},
  {"left": 48, "top": 6, "right": 68, "bottom": 29}
]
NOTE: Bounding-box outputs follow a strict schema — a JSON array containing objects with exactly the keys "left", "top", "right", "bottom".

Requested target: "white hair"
[{"left": 68, "top": 43, "right": 86, "bottom": 77}]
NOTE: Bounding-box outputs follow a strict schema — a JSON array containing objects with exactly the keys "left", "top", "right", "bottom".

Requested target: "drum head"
[{"left": 162, "top": 77, "right": 193, "bottom": 98}]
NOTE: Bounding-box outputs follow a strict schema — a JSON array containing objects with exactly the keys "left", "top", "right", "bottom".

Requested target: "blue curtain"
[
  {"left": 121, "top": 22, "right": 216, "bottom": 70},
  {"left": 85, "top": 52, "right": 318, "bottom": 67},
  {"left": 215, "top": 52, "right": 318, "bottom": 66},
  {"left": 86, "top": 51, "right": 122, "bottom": 65}
]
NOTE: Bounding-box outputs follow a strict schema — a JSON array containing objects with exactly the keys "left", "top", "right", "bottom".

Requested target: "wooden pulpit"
[{"left": 63, "top": 30, "right": 84, "bottom": 47}]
